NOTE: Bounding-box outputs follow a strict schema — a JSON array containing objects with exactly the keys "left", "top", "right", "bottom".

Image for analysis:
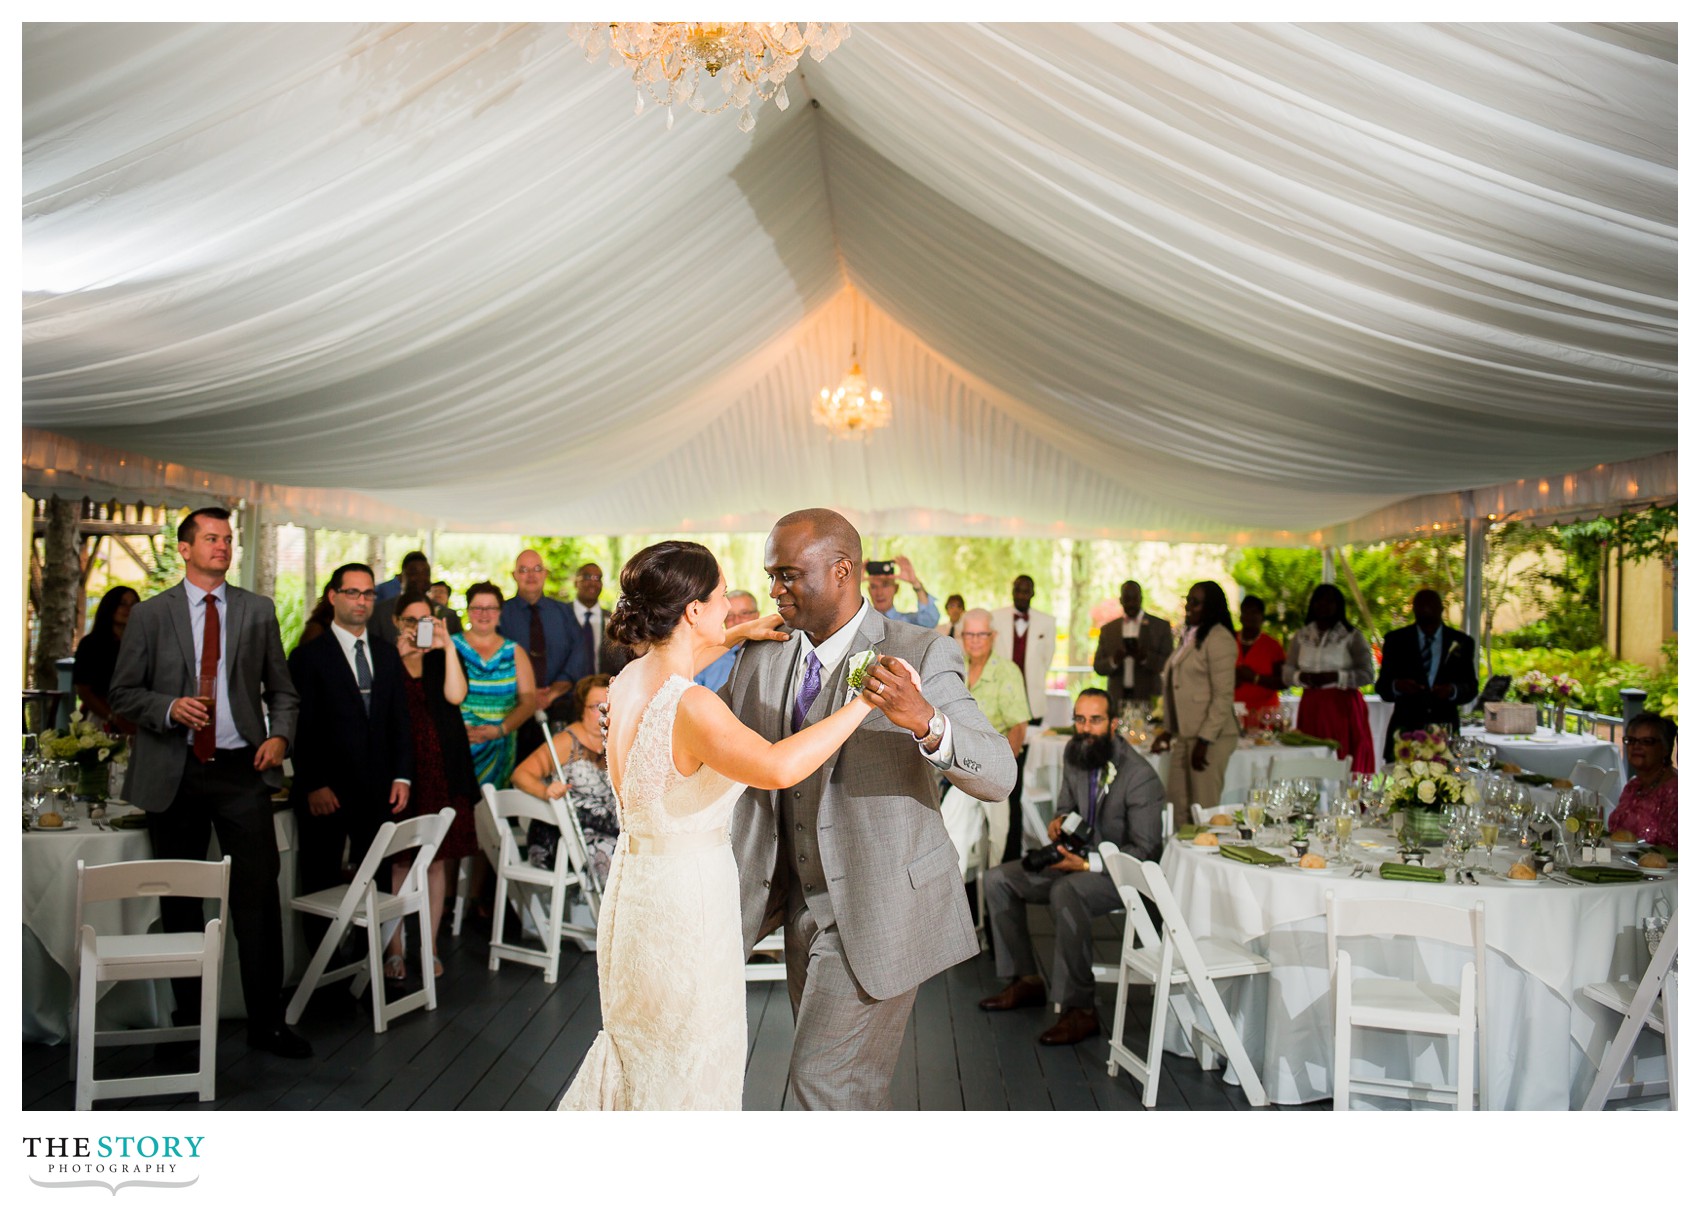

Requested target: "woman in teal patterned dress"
[{"left": 453, "top": 582, "right": 537, "bottom": 789}]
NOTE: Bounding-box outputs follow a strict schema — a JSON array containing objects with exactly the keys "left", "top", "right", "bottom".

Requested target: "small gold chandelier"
[
  {"left": 570, "top": 23, "right": 850, "bottom": 132},
  {"left": 813, "top": 347, "right": 891, "bottom": 441}
]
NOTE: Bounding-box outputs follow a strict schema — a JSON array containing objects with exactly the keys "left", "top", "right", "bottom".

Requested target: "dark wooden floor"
[{"left": 24, "top": 917, "right": 1313, "bottom": 1112}]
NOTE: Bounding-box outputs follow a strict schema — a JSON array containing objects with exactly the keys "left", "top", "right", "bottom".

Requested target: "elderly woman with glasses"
[
  {"left": 941, "top": 609, "right": 1031, "bottom": 879},
  {"left": 453, "top": 581, "right": 537, "bottom": 790},
  {"left": 1609, "top": 712, "right": 1678, "bottom": 847}
]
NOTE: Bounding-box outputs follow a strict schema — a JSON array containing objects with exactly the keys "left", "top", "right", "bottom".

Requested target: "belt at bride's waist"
[{"left": 621, "top": 831, "right": 728, "bottom": 856}]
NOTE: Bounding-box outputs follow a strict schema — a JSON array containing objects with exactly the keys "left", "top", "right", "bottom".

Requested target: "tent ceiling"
[{"left": 21, "top": 22, "right": 1678, "bottom": 541}]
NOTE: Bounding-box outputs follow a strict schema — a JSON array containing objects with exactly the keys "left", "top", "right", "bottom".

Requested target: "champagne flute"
[
  {"left": 1246, "top": 788, "right": 1267, "bottom": 838},
  {"left": 1478, "top": 802, "right": 1501, "bottom": 871},
  {"left": 1333, "top": 803, "right": 1356, "bottom": 859}
]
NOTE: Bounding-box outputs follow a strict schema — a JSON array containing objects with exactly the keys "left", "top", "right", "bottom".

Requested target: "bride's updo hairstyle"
[{"left": 607, "top": 541, "right": 721, "bottom": 648}]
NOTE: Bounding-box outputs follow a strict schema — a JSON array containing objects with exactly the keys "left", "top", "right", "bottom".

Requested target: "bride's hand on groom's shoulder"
[{"left": 729, "top": 612, "right": 790, "bottom": 646}]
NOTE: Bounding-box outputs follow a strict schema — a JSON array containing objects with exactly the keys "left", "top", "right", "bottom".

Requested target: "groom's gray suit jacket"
[{"left": 723, "top": 610, "right": 1016, "bottom": 1001}]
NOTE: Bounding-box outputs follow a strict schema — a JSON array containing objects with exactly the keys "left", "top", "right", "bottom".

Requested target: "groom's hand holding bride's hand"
[{"left": 861, "top": 655, "right": 932, "bottom": 737}]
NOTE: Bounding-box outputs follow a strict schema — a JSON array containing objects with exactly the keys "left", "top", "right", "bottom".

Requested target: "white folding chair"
[
  {"left": 1326, "top": 890, "right": 1486, "bottom": 1110},
  {"left": 1099, "top": 842, "right": 1271, "bottom": 1107},
  {"left": 1567, "top": 760, "right": 1612, "bottom": 794},
  {"left": 535, "top": 709, "right": 606, "bottom": 904},
  {"left": 483, "top": 785, "right": 594, "bottom": 982},
  {"left": 71, "top": 857, "right": 231, "bottom": 1110},
  {"left": 1090, "top": 804, "right": 1173, "bottom": 986},
  {"left": 286, "top": 808, "right": 454, "bottom": 1033},
  {"left": 1270, "top": 753, "right": 1353, "bottom": 783},
  {"left": 449, "top": 855, "right": 477, "bottom": 937},
  {"left": 1582, "top": 911, "right": 1678, "bottom": 1110},
  {"left": 745, "top": 928, "right": 788, "bottom": 982}
]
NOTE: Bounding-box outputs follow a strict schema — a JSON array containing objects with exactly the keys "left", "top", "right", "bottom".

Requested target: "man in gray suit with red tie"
[
  {"left": 109, "top": 507, "right": 309, "bottom": 1058},
  {"left": 724, "top": 508, "right": 1016, "bottom": 1110}
]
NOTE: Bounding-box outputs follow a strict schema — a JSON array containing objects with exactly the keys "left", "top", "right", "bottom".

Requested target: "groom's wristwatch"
[{"left": 913, "top": 710, "right": 946, "bottom": 744}]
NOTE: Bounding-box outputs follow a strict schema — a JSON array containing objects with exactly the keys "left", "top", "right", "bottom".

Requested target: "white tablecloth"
[
  {"left": 1462, "top": 725, "right": 1623, "bottom": 792},
  {"left": 21, "top": 805, "right": 302, "bottom": 1043},
  {"left": 1020, "top": 733, "right": 1333, "bottom": 849},
  {"left": 1158, "top": 835, "right": 1674, "bottom": 1108}
]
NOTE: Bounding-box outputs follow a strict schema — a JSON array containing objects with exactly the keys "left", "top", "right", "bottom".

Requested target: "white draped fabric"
[{"left": 21, "top": 23, "right": 1676, "bottom": 539}]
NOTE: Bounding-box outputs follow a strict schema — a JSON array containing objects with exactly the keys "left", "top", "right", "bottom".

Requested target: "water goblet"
[{"left": 24, "top": 761, "right": 49, "bottom": 827}]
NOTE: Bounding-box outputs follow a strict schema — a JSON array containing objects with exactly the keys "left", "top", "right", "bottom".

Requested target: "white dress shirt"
[
  {"left": 794, "top": 599, "right": 954, "bottom": 768},
  {"left": 1120, "top": 612, "right": 1147, "bottom": 690},
  {"left": 329, "top": 621, "right": 408, "bottom": 785}
]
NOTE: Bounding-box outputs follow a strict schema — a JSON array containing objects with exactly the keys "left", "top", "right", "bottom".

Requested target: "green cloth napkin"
[
  {"left": 1175, "top": 824, "right": 1204, "bottom": 840},
  {"left": 1565, "top": 865, "right": 1647, "bottom": 884},
  {"left": 1277, "top": 730, "right": 1341, "bottom": 751},
  {"left": 1378, "top": 862, "right": 1445, "bottom": 883},
  {"left": 108, "top": 813, "right": 150, "bottom": 830},
  {"left": 1219, "top": 845, "right": 1285, "bottom": 866}
]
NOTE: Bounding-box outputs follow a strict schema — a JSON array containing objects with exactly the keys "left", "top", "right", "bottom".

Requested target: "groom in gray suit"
[{"left": 724, "top": 509, "right": 1016, "bottom": 1109}]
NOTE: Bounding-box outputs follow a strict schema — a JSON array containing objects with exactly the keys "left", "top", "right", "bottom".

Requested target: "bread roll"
[
  {"left": 1298, "top": 852, "right": 1327, "bottom": 869},
  {"left": 1610, "top": 829, "right": 1637, "bottom": 843},
  {"left": 1193, "top": 832, "right": 1219, "bottom": 847},
  {"left": 1639, "top": 852, "right": 1669, "bottom": 869},
  {"left": 1209, "top": 813, "right": 1233, "bottom": 826},
  {"left": 37, "top": 812, "right": 63, "bottom": 828},
  {"left": 1506, "top": 862, "right": 1537, "bottom": 880}
]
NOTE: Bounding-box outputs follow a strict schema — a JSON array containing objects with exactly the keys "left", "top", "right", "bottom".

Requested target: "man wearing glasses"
[
  {"left": 694, "top": 590, "right": 762, "bottom": 692},
  {"left": 978, "top": 688, "right": 1164, "bottom": 1047},
  {"left": 499, "top": 550, "right": 588, "bottom": 752},
  {"left": 286, "top": 563, "right": 413, "bottom": 951}
]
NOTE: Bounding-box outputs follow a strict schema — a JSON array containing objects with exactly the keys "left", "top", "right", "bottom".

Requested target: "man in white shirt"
[
  {"left": 1091, "top": 580, "right": 1173, "bottom": 722},
  {"left": 991, "top": 574, "right": 1057, "bottom": 861},
  {"left": 571, "top": 562, "right": 608, "bottom": 676}
]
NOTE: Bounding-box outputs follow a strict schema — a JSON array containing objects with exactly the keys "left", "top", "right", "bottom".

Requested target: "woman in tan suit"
[{"left": 1151, "top": 581, "right": 1239, "bottom": 812}]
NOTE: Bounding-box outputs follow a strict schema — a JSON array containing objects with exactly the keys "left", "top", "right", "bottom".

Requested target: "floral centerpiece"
[
  {"left": 1385, "top": 728, "right": 1476, "bottom": 843},
  {"left": 1512, "top": 669, "right": 1581, "bottom": 730},
  {"left": 37, "top": 715, "right": 126, "bottom": 804}
]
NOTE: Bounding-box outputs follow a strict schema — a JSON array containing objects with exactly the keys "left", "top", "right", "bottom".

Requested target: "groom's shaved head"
[
  {"left": 766, "top": 508, "right": 865, "bottom": 644},
  {"left": 774, "top": 508, "right": 862, "bottom": 566}
]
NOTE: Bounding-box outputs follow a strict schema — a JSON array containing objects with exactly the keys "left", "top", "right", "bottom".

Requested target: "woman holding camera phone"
[{"left": 384, "top": 591, "right": 481, "bottom": 980}]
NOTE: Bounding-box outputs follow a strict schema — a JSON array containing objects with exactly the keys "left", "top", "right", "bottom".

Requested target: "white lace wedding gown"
[{"left": 557, "top": 675, "right": 748, "bottom": 1111}]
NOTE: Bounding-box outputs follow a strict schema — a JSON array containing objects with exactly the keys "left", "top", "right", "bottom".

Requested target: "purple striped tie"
[{"left": 792, "top": 652, "right": 823, "bottom": 732}]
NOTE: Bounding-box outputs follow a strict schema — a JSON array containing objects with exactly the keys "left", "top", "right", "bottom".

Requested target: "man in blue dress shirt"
[
  {"left": 694, "top": 589, "right": 762, "bottom": 692},
  {"left": 867, "top": 554, "right": 939, "bottom": 628},
  {"left": 499, "top": 550, "right": 586, "bottom": 754}
]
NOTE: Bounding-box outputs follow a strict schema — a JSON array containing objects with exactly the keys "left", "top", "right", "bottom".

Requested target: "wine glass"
[
  {"left": 23, "top": 760, "right": 49, "bottom": 827},
  {"left": 49, "top": 760, "right": 77, "bottom": 820},
  {"left": 1245, "top": 787, "right": 1267, "bottom": 838},
  {"left": 1333, "top": 801, "right": 1357, "bottom": 859},
  {"left": 1442, "top": 803, "right": 1475, "bottom": 875},
  {"left": 1267, "top": 781, "right": 1293, "bottom": 840}
]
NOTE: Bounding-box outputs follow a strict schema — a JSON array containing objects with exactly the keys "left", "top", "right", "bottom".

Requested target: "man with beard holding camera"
[{"left": 978, "top": 688, "right": 1164, "bottom": 1045}]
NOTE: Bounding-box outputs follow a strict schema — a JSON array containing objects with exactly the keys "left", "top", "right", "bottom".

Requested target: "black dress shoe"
[{"left": 246, "top": 1025, "right": 313, "bottom": 1059}]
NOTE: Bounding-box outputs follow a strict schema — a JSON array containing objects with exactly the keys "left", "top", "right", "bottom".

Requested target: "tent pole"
[
  {"left": 303, "top": 527, "right": 318, "bottom": 622},
  {"left": 1464, "top": 509, "right": 1487, "bottom": 671},
  {"left": 1320, "top": 545, "right": 1335, "bottom": 584}
]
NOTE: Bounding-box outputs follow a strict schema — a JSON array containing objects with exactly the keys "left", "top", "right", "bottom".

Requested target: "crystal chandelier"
[
  {"left": 569, "top": 23, "right": 850, "bottom": 132},
  {"left": 813, "top": 347, "right": 891, "bottom": 441}
]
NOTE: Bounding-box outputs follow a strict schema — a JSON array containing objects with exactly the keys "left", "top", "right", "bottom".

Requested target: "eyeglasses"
[
  {"left": 468, "top": 605, "right": 501, "bottom": 614},
  {"left": 1624, "top": 736, "right": 1664, "bottom": 748},
  {"left": 1072, "top": 714, "right": 1108, "bottom": 726},
  {"left": 515, "top": 565, "right": 546, "bottom": 576},
  {"left": 335, "top": 589, "right": 378, "bottom": 601},
  {"left": 961, "top": 630, "right": 992, "bottom": 639}
]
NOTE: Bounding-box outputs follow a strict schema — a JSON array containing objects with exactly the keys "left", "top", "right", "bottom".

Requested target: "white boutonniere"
[
  {"left": 845, "top": 649, "right": 879, "bottom": 692},
  {"left": 1441, "top": 639, "right": 1461, "bottom": 666},
  {"left": 1100, "top": 761, "right": 1117, "bottom": 801}
]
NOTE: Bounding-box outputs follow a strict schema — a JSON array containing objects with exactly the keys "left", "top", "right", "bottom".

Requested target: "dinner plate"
[
  {"left": 1289, "top": 862, "right": 1351, "bottom": 877},
  {"left": 1483, "top": 871, "right": 1541, "bottom": 887},
  {"left": 30, "top": 822, "right": 76, "bottom": 832}
]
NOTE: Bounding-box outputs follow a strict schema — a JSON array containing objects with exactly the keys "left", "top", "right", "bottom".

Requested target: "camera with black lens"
[{"left": 1021, "top": 811, "right": 1095, "bottom": 871}]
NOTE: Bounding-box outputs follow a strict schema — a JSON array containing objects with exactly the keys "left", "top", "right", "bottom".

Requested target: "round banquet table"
[
  {"left": 1461, "top": 724, "right": 1623, "bottom": 793},
  {"left": 1020, "top": 732, "right": 1333, "bottom": 850},
  {"left": 21, "top": 803, "right": 302, "bottom": 1043},
  {"left": 1157, "top": 831, "right": 1674, "bottom": 1108}
]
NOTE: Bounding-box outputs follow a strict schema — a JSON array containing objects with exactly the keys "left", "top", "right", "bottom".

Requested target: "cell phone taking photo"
[
  {"left": 865, "top": 560, "right": 895, "bottom": 576},
  {"left": 415, "top": 617, "right": 435, "bottom": 648}
]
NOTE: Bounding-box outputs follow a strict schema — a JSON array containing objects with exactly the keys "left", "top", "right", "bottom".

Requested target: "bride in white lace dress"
[{"left": 558, "top": 541, "right": 912, "bottom": 1111}]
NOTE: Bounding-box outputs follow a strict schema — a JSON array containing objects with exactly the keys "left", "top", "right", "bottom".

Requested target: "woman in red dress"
[
  {"left": 385, "top": 591, "right": 481, "bottom": 980},
  {"left": 1233, "top": 593, "right": 1287, "bottom": 721},
  {"left": 1281, "top": 584, "right": 1377, "bottom": 775}
]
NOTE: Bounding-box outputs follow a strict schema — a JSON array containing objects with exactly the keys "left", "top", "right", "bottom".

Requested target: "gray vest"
[{"left": 779, "top": 646, "right": 849, "bottom": 929}]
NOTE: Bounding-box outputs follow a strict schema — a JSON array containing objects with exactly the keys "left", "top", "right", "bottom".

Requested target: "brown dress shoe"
[
  {"left": 979, "top": 976, "right": 1048, "bottom": 1011},
  {"left": 1038, "top": 1006, "right": 1101, "bottom": 1046}
]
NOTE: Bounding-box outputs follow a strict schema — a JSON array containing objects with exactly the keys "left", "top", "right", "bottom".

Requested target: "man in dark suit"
[
  {"left": 1375, "top": 588, "right": 1480, "bottom": 759},
  {"left": 978, "top": 688, "right": 1165, "bottom": 1045},
  {"left": 287, "top": 563, "right": 413, "bottom": 941},
  {"left": 1091, "top": 580, "right": 1173, "bottom": 722},
  {"left": 110, "top": 507, "right": 308, "bottom": 1058}
]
